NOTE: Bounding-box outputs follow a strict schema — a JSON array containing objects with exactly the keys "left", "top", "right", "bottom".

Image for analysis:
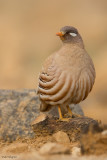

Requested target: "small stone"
[
  {"left": 31, "top": 114, "right": 47, "bottom": 126},
  {"left": 39, "top": 142, "right": 70, "bottom": 155},
  {"left": 101, "top": 130, "right": 107, "bottom": 136},
  {"left": 72, "top": 147, "right": 81, "bottom": 157},
  {"left": 53, "top": 131, "right": 70, "bottom": 143}
]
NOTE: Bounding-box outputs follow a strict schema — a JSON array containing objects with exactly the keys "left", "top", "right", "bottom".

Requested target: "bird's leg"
[
  {"left": 58, "top": 106, "right": 63, "bottom": 119},
  {"left": 67, "top": 105, "right": 82, "bottom": 118},
  {"left": 66, "top": 105, "right": 73, "bottom": 117},
  {"left": 58, "top": 106, "right": 69, "bottom": 121}
]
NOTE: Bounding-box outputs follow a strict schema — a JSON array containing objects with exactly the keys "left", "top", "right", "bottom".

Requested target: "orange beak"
[{"left": 56, "top": 32, "right": 64, "bottom": 37}]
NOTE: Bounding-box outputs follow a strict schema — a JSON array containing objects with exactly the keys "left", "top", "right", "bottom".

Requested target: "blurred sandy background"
[{"left": 0, "top": 0, "right": 107, "bottom": 123}]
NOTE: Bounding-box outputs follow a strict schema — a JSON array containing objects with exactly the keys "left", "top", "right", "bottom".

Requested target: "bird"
[{"left": 37, "top": 26, "right": 96, "bottom": 121}]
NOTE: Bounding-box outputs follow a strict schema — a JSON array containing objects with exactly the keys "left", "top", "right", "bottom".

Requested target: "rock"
[
  {"left": 39, "top": 142, "right": 70, "bottom": 155},
  {"left": 101, "top": 130, "right": 107, "bottom": 136},
  {"left": 32, "top": 115, "right": 100, "bottom": 142},
  {"left": 72, "top": 147, "right": 81, "bottom": 156},
  {"left": 53, "top": 131, "right": 70, "bottom": 143},
  {"left": 81, "top": 132, "right": 107, "bottom": 155},
  {"left": 31, "top": 114, "right": 48, "bottom": 126},
  {"left": 0, "top": 89, "right": 39, "bottom": 141}
]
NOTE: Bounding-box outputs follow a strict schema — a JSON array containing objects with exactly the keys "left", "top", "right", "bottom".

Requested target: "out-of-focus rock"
[
  {"left": 53, "top": 131, "right": 70, "bottom": 143},
  {"left": 39, "top": 142, "right": 70, "bottom": 155},
  {"left": 72, "top": 147, "right": 81, "bottom": 156},
  {"left": 0, "top": 89, "right": 39, "bottom": 141},
  {"left": 81, "top": 131, "right": 107, "bottom": 155},
  {"left": 101, "top": 130, "right": 107, "bottom": 136}
]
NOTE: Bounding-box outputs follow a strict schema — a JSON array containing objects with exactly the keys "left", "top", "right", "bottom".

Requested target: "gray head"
[{"left": 56, "top": 26, "right": 84, "bottom": 47}]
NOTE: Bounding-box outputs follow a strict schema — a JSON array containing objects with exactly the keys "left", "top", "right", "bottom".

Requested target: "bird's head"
[{"left": 56, "top": 26, "right": 83, "bottom": 46}]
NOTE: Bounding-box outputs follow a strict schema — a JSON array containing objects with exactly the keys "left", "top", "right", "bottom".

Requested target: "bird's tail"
[{"left": 40, "top": 101, "right": 52, "bottom": 112}]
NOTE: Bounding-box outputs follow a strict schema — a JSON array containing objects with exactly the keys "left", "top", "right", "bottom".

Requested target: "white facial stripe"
[{"left": 69, "top": 32, "right": 77, "bottom": 37}]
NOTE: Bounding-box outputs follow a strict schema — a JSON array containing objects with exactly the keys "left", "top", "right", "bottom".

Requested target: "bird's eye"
[{"left": 69, "top": 32, "right": 77, "bottom": 37}]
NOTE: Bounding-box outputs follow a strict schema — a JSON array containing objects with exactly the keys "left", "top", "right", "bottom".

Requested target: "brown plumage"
[{"left": 37, "top": 26, "right": 96, "bottom": 120}]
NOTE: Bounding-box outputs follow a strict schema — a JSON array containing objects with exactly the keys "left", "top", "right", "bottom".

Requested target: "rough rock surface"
[
  {"left": 32, "top": 114, "right": 102, "bottom": 143},
  {"left": 0, "top": 89, "right": 84, "bottom": 141}
]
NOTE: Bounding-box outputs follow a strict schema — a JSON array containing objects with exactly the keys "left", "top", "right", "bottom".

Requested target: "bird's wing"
[
  {"left": 37, "top": 54, "right": 75, "bottom": 105},
  {"left": 37, "top": 54, "right": 61, "bottom": 96}
]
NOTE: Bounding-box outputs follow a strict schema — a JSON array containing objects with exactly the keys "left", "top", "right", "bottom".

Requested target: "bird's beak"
[{"left": 56, "top": 31, "right": 64, "bottom": 37}]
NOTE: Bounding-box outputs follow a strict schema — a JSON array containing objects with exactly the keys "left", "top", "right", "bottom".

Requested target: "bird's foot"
[{"left": 58, "top": 117, "right": 70, "bottom": 122}]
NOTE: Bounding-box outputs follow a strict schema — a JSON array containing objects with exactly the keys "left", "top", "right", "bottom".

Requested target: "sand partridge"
[{"left": 37, "top": 26, "right": 96, "bottom": 121}]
